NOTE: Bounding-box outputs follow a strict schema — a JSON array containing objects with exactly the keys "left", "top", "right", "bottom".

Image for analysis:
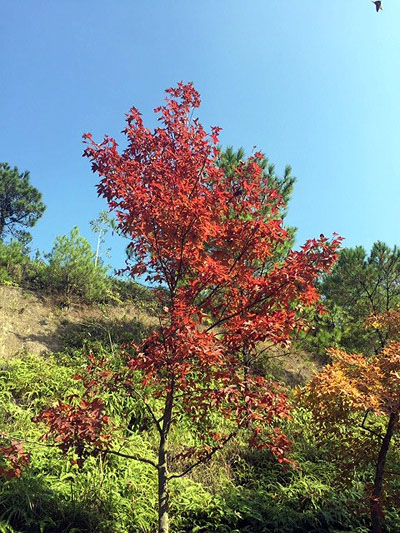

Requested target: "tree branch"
[
  {"left": 168, "top": 431, "right": 237, "bottom": 480},
  {"left": 206, "top": 281, "right": 287, "bottom": 332},
  {"left": 360, "top": 411, "right": 384, "bottom": 442},
  {"left": 0, "top": 431, "right": 158, "bottom": 470},
  {"left": 128, "top": 385, "right": 163, "bottom": 435},
  {"left": 102, "top": 448, "right": 158, "bottom": 469}
]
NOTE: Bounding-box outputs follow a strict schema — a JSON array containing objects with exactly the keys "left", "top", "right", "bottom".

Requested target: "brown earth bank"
[
  {"left": 0, "top": 285, "right": 156, "bottom": 359},
  {"left": 0, "top": 285, "right": 320, "bottom": 384}
]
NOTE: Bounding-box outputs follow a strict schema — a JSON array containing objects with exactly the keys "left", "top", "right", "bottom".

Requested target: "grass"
[{"left": 0, "top": 349, "right": 382, "bottom": 532}]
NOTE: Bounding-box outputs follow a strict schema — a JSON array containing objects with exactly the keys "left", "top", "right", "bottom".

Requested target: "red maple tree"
[{"left": 36, "top": 82, "right": 341, "bottom": 533}]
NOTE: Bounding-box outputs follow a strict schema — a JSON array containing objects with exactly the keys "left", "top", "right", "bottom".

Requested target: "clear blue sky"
[{"left": 1, "top": 1, "right": 400, "bottom": 272}]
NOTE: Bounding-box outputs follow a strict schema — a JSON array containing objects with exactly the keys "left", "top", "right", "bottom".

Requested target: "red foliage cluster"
[
  {"left": 0, "top": 440, "right": 30, "bottom": 480},
  {"left": 34, "top": 396, "right": 112, "bottom": 466}
]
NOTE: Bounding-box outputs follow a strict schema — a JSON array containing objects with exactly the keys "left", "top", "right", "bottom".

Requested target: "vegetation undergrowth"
[{"left": 2, "top": 347, "right": 397, "bottom": 532}]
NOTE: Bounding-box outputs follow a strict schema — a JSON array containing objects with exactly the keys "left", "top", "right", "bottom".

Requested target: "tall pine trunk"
[{"left": 370, "top": 412, "right": 398, "bottom": 533}]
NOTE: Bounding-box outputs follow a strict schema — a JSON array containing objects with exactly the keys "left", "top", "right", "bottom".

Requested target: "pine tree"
[{"left": 0, "top": 163, "right": 46, "bottom": 242}]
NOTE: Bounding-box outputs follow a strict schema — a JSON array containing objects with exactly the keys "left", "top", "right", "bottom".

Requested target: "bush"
[
  {"left": 45, "top": 226, "right": 111, "bottom": 303},
  {"left": 0, "top": 240, "right": 28, "bottom": 285},
  {"left": 0, "top": 229, "right": 157, "bottom": 307},
  {"left": 110, "top": 277, "right": 158, "bottom": 310},
  {"left": 0, "top": 241, "right": 45, "bottom": 287}
]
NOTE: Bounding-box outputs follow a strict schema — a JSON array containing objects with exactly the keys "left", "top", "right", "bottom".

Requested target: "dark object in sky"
[{"left": 372, "top": 1, "right": 383, "bottom": 11}]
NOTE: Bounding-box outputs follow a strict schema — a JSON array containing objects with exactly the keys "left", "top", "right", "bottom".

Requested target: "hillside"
[
  {"left": 0, "top": 285, "right": 319, "bottom": 385},
  {"left": 0, "top": 285, "right": 156, "bottom": 359}
]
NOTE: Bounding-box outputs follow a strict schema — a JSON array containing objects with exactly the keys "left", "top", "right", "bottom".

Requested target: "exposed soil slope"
[
  {"left": 0, "top": 285, "right": 319, "bottom": 384},
  {"left": 0, "top": 285, "right": 155, "bottom": 359}
]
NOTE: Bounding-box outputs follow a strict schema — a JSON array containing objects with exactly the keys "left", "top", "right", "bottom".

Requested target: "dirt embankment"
[
  {"left": 0, "top": 286, "right": 155, "bottom": 359},
  {"left": 0, "top": 285, "right": 319, "bottom": 385}
]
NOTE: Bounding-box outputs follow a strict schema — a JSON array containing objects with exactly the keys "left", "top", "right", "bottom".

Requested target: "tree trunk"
[
  {"left": 158, "top": 436, "right": 169, "bottom": 533},
  {"left": 243, "top": 347, "right": 250, "bottom": 427},
  {"left": 94, "top": 229, "right": 103, "bottom": 267},
  {"left": 370, "top": 411, "right": 398, "bottom": 533},
  {"left": 157, "top": 384, "right": 174, "bottom": 533},
  {"left": 0, "top": 210, "right": 6, "bottom": 239}
]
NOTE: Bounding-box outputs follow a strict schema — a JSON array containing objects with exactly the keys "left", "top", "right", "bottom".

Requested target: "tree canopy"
[
  {"left": 217, "top": 146, "right": 297, "bottom": 260},
  {"left": 0, "top": 163, "right": 46, "bottom": 242},
  {"left": 319, "top": 242, "right": 400, "bottom": 355}
]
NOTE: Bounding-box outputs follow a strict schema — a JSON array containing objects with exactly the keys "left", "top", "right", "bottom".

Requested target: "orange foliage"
[
  {"left": 300, "top": 309, "right": 400, "bottom": 531},
  {"left": 302, "top": 308, "right": 400, "bottom": 424}
]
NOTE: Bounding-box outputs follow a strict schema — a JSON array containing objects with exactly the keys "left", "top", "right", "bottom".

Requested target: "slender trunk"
[
  {"left": 158, "top": 435, "right": 169, "bottom": 533},
  {"left": 158, "top": 384, "right": 174, "bottom": 533},
  {"left": 0, "top": 203, "right": 6, "bottom": 239},
  {"left": 243, "top": 347, "right": 250, "bottom": 427},
  {"left": 94, "top": 229, "right": 103, "bottom": 267},
  {"left": 370, "top": 412, "right": 398, "bottom": 533}
]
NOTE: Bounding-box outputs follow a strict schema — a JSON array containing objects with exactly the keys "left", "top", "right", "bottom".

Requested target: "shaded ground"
[{"left": 0, "top": 285, "right": 156, "bottom": 358}]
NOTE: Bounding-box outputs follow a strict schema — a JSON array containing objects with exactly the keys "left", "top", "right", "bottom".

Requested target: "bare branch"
[
  {"left": 360, "top": 411, "right": 384, "bottom": 442},
  {"left": 102, "top": 448, "right": 158, "bottom": 469},
  {"left": 129, "top": 386, "right": 163, "bottom": 435},
  {"left": 168, "top": 431, "right": 237, "bottom": 480}
]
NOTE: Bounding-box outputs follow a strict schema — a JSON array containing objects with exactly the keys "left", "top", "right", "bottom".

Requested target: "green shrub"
[
  {"left": 45, "top": 226, "right": 111, "bottom": 303},
  {"left": 110, "top": 277, "right": 158, "bottom": 310},
  {"left": 0, "top": 230, "right": 158, "bottom": 308},
  {"left": 0, "top": 241, "right": 47, "bottom": 290},
  {"left": 0, "top": 241, "right": 33, "bottom": 286}
]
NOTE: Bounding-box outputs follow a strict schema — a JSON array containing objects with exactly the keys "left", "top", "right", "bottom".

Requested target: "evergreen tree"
[
  {"left": 217, "top": 146, "right": 296, "bottom": 259},
  {"left": 46, "top": 226, "right": 110, "bottom": 302},
  {"left": 320, "top": 241, "right": 400, "bottom": 355},
  {"left": 0, "top": 163, "right": 46, "bottom": 242}
]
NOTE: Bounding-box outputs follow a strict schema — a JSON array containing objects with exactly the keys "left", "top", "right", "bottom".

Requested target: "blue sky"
[{"left": 1, "top": 1, "right": 400, "bottom": 272}]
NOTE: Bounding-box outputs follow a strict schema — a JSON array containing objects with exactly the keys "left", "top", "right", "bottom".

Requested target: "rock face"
[{"left": 0, "top": 285, "right": 155, "bottom": 359}]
